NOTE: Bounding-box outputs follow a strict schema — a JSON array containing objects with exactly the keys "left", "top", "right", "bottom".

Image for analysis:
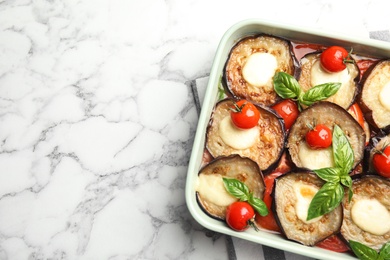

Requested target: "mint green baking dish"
[{"left": 185, "top": 18, "right": 390, "bottom": 260}]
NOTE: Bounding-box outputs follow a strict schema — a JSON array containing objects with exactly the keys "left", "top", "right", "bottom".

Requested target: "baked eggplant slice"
[
  {"left": 298, "top": 52, "right": 359, "bottom": 110},
  {"left": 273, "top": 171, "right": 343, "bottom": 246},
  {"left": 359, "top": 59, "right": 390, "bottom": 130},
  {"left": 195, "top": 155, "right": 265, "bottom": 220},
  {"left": 224, "top": 34, "right": 296, "bottom": 106},
  {"left": 340, "top": 175, "right": 390, "bottom": 251},
  {"left": 206, "top": 98, "right": 285, "bottom": 172},
  {"left": 287, "top": 101, "right": 365, "bottom": 170}
]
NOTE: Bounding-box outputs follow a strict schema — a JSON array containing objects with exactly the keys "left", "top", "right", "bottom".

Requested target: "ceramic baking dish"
[{"left": 185, "top": 18, "right": 390, "bottom": 260}]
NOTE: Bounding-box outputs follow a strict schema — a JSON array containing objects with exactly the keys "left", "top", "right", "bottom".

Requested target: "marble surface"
[{"left": 0, "top": 0, "right": 389, "bottom": 259}]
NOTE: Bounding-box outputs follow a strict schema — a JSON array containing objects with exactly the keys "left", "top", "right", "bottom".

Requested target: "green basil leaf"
[
  {"left": 313, "top": 167, "right": 341, "bottom": 183},
  {"left": 379, "top": 242, "right": 390, "bottom": 260},
  {"left": 248, "top": 193, "right": 269, "bottom": 217},
  {"left": 223, "top": 178, "right": 249, "bottom": 201},
  {"left": 300, "top": 82, "right": 341, "bottom": 106},
  {"left": 273, "top": 72, "right": 301, "bottom": 99},
  {"left": 332, "top": 125, "right": 354, "bottom": 174},
  {"left": 217, "top": 77, "right": 226, "bottom": 101},
  {"left": 349, "top": 240, "right": 379, "bottom": 260},
  {"left": 307, "top": 182, "right": 344, "bottom": 220}
]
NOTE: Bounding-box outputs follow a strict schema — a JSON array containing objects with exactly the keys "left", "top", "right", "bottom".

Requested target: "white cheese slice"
[
  {"left": 196, "top": 174, "right": 237, "bottom": 207},
  {"left": 298, "top": 141, "right": 335, "bottom": 170},
  {"left": 293, "top": 182, "right": 322, "bottom": 224},
  {"left": 311, "top": 60, "right": 350, "bottom": 87},
  {"left": 219, "top": 116, "right": 259, "bottom": 150},
  {"left": 351, "top": 198, "right": 390, "bottom": 235},
  {"left": 242, "top": 52, "right": 277, "bottom": 86},
  {"left": 379, "top": 81, "right": 390, "bottom": 111}
]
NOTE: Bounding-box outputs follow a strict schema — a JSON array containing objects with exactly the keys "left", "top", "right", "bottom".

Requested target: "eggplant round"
[
  {"left": 273, "top": 171, "right": 343, "bottom": 246},
  {"left": 298, "top": 52, "right": 360, "bottom": 110},
  {"left": 287, "top": 101, "right": 365, "bottom": 171},
  {"left": 359, "top": 59, "right": 390, "bottom": 130},
  {"left": 340, "top": 175, "right": 390, "bottom": 251},
  {"left": 224, "top": 34, "right": 296, "bottom": 106},
  {"left": 195, "top": 155, "right": 265, "bottom": 220},
  {"left": 206, "top": 98, "right": 285, "bottom": 172}
]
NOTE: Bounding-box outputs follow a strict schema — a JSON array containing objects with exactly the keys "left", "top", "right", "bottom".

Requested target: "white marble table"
[{"left": 0, "top": 0, "right": 389, "bottom": 259}]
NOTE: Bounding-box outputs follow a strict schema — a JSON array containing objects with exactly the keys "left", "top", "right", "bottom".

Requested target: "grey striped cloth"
[{"left": 190, "top": 30, "right": 390, "bottom": 260}]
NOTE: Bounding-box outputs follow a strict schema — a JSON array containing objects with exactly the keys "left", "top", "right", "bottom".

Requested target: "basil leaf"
[
  {"left": 313, "top": 167, "right": 341, "bottom": 183},
  {"left": 273, "top": 72, "right": 301, "bottom": 99},
  {"left": 300, "top": 82, "right": 341, "bottom": 106},
  {"left": 222, "top": 178, "right": 249, "bottom": 201},
  {"left": 332, "top": 125, "right": 354, "bottom": 174},
  {"left": 307, "top": 182, "right": 344, "bottom": 220},
  {"left": 248, "top": 193, "right": 269, "bottom": 217},
  {"left": 349, "top": 240, "right": 379, "bottom": 260},
  {"left": 379, "top": 242, "right": 390, "bottom": 260}
]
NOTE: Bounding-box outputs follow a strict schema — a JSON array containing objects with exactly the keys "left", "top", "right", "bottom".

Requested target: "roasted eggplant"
[
  {"left": 206, "top": 98, "right": 285, "bottom": 172},
  {"left": 195, "top": 155, "right": 265, "bottom": 220},
  {"left": 340, "top": 175, "right": 390, "bottom": 251},
  {"left": 224, "top": 34, "right": 296, "bottom": 106},
  {"left": 287, "top": 101, "right": 365, "bottom": 170},
  {"left": 359, "top": 59, "right": 390, "bottom": 131},
  {"left": 273, "top": 171, "right": 343, "bottom": 246},
  {"left": 298, "top": 52, "right": 360, "bottom": 110}
]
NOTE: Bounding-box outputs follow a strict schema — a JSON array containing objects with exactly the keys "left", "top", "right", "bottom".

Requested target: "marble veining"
[{"left": 0, "top": 0, "right": 389, "bottom": 259}]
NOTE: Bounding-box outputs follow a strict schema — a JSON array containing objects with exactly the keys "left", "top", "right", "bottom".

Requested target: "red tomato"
[
  {"left": 230, "top": 100, "right": 260, "bottom": 129},
  {"left": 255, "top": 172, "right": 282, "bottom": 232},
  {"left": 316, "top": 235, "right": 349, "bottom": 253},
  {"left": 226, "top": 201, "right": 255, "bottom": 231},
  {"left": 320, "top": 46, "right": 352, "bottom": 72},
  {"left": 348, "top": 103, "right": 365, "bottom": 130},
  {"left": 271, "top": 99, "right": 299, "bottom": 130},
  {"left": 305, "top": 124, "right": 332, "bottom": 149},
  {"left": 373, "top": 146, "right": 390, "bottom": 178}
]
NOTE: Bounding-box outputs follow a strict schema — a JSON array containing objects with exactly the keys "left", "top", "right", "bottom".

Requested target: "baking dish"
[{"left": 185, "top": 18, "right": 390, "bottom": 260}]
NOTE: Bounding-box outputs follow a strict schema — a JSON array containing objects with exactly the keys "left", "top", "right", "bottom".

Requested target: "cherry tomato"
[
  {"left": 226, "top": 201, "right": 255, "bottom": 231},
  {"left": 348, "top": 103, "right": 365, "bottom": 130},
  {"left": 271, "top": 99, "right": 299, "bottom": 130},
  {"left": 316, "top": 235, "right": 349, "bottom": 253},
  {"left": 305, "top": 124, "right": 332, "bottom": 149},
  {"left": 320, "top": 46, "right": 352, "bottom": 73},
  {"left": 230, "top": 100, "right": 260, "bottom": 129},
  {"left": 373, "top": 146, "right": 390, "bottom": 178},
  {"left": 255, "top": 172, "right": 282, "bottom": 232}
]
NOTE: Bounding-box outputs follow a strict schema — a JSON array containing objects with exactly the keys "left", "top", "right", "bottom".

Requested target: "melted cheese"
[
  {"left": 351, "top": 198, "right": 390, "bottom": 235},
  {"left": 219, "top": 116, "right": 259, "bottom": 150},
  {"left": 379, "top": 81, "right": 390, "bottom": 111},
  {"left": 311, "top": 60, "right": 349, "bottom": 87},
  {"left": 293, "top": 182, "right": 322, "bottom": 224},
  {"left": 196, "top": 174, "right": 237, "bottom": 207},
  {"left": 298, "top": 141, "right": 335, "bottom": 170},
  {"left": 242, "top": 53, "right": 277, "bottom": 86}
]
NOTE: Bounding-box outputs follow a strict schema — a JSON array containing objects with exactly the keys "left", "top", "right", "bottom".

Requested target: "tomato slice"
[
  {"left": 348, "top": 103, "right": 365, "bottom": 130},
  {"left": 316, "top": 235, "right": 350, "bottom": 253},
  {"left": 255, "top": 171, "right": 283, "bottom": 232}
]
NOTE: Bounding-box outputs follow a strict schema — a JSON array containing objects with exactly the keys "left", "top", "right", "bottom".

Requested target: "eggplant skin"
[
  {"left": 223, "top": 34, "right": 297, "bottom": 106},
  {"left": 206, "top": 98, "right": 285, "bottom": 172},
  {"left": 359, "top": 59, "right": 390, "bottom": 131},
  {"left": 298, "top": 52, "right": 360, "bottom": 110},
  {"left": 196, "top": 155, "right": 265, "bottom": 220},
  {"left": 287, "top": 101, "right": 365, "bottom": 170},
  {"left": 273, "top": 171, "right": 343, "bottom": 246},
  {"left": 340, "top": 175, "right": 390, "bottom": 251}
]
